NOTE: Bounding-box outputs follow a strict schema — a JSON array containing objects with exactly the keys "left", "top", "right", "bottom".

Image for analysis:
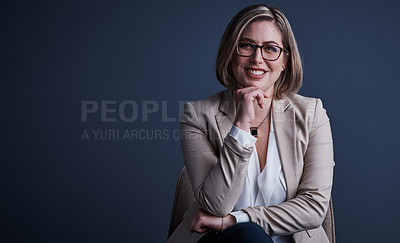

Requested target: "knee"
[{"left": 228, "top": 222, "right": 272, "bottom": 243}]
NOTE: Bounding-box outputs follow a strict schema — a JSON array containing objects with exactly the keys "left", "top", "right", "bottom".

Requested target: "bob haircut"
[{"left": 216, "top": 4, "right": 303, "bottom": 99}]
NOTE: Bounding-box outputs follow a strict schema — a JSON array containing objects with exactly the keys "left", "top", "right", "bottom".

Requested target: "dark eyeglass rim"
[{"left": 236, "top": 41, "right": 287, "bottom": 61}]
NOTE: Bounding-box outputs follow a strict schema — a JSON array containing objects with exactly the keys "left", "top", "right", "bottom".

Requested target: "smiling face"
[{"left": 232, "top": 20, "right": 287, "bottom": 96}]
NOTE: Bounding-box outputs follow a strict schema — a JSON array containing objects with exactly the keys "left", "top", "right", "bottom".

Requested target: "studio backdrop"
[{"left": 2, "top": 0, "right": 400, "bottom": 242}]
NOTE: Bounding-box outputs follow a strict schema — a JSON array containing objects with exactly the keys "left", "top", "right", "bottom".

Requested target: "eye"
[
  {"left": 238, "top": 42, "right": 255, "bottom": 50},
  {"left": 264, "top": 45, "right": 279, "bottom": 53}
]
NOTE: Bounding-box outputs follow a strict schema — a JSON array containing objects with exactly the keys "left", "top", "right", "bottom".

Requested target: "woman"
[{"left": 168, "top": 4, "right": 334, "bottom": 243}]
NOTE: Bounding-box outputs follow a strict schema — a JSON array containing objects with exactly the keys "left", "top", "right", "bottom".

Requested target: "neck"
[
  {"left": 254, "top": 97, "right": 272, "bottom": 117},
  {"left": 251, "top": 97, "right": 272, "bottom": 127}
]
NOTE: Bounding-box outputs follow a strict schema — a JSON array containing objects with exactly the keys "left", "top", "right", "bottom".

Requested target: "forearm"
[
  {"left": 181, "top": 102, "right": 255, "bottom": 216},
  {"left": 242, "top": 166, "right": 333, "bottom": 235},
  {"left": 182, "top": 130, "right": 253, "bottom": 216}
]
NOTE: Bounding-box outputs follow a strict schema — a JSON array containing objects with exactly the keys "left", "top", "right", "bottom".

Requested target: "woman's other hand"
[
  {"left": 189, "top": 208, "right": 236, "bottom": 234},
  {"left": 233, "top": 87, "right": 268, "bottom": 132}
]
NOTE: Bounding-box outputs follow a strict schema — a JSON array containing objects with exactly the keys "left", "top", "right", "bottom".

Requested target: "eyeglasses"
[{"left": 236, "top": 40, "right": 287, "bottom": 61}]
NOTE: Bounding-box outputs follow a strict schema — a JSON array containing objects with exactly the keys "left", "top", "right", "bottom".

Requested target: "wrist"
[
  {"left": 222, "top": 215, "right": 236, "bottom": 231},
  {"left": 233, "top": 121, "right": 250, "bottom": 132}
]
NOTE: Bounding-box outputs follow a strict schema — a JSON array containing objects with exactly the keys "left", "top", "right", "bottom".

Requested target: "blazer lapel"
[
  {"left": 215, "top": 90, "right": 236, "bottom": 146},
  {"left": 272, "top": 97, "right": 298, "bottom": 200},
  {"left": 214, "top": 91, "right": 299, "bottom": 200}
]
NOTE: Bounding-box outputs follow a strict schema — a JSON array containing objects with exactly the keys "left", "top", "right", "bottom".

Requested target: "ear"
[{"left": 281, "top": 53, "right": 289, "bottom": 71}]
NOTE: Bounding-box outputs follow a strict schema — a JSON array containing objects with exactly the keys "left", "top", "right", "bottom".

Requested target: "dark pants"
[{"left": 198, "top": 222, "right": 273, "bottom": 243}]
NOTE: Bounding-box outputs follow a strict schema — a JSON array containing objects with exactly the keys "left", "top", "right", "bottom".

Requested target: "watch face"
[{"left": 250, "top": 127, "right": 258, "bottom": 137}]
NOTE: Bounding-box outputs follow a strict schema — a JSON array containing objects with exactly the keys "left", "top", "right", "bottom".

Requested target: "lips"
[{"left": 245, "top": 67, "right": 267, "bottom": 78}]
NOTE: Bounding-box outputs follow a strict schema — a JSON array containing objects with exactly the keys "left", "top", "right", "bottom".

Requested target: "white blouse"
[{"left": 229, "top": 114, "right": 293, "bottom": 243}]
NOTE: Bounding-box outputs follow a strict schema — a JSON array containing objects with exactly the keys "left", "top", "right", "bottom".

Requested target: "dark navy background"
[{"left": 2, "top": 0, "right": 400, "bottom": 242}]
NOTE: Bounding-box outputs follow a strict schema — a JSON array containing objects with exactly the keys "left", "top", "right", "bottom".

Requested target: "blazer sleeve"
[
  {"left": 242, "top": 98, "right": 335, "bottom": 236},
  {"left": 180, "top": 102, "right": 252, "bottom": 216}
]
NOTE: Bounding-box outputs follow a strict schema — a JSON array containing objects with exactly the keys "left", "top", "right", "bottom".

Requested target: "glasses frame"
[{"left": 236, "top": 40, "right": 287, "bottom": 61}]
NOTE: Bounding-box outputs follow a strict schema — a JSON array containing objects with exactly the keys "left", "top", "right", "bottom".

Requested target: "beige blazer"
[{"left": 168, "top": 90, "right": 334, "bottom": 243}]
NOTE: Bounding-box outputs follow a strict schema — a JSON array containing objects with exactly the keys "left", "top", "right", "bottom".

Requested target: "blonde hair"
[{"left": 216, "top": 4, "right": 303, "bottom": 99}]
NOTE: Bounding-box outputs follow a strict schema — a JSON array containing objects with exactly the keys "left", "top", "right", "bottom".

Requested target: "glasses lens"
[
  {"left": 237, "top": 41, "right": 255, "bottom": 56},
  {"left": 262, "top": 45, "right": 281, "bottom": 61}
]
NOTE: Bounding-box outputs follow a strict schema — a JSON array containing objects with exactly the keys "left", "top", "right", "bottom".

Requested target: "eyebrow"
[{"left": 239, "top": 37, "right": 280, "bottom": 46}]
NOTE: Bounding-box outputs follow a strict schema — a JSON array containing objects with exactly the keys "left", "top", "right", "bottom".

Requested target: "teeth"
[{"left": 248, "top": 69, "right": 265, "bottom": 75}]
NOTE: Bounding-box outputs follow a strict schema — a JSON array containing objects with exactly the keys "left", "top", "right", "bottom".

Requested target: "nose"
[{"left": 250, "top": 46, "right": 264, "bottom": 64}]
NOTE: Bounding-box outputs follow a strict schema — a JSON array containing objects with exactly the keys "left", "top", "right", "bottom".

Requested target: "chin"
[{"left": 246, "top": 82, "right": 270, "bottom": 90}]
